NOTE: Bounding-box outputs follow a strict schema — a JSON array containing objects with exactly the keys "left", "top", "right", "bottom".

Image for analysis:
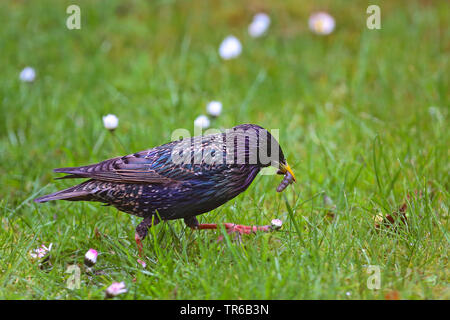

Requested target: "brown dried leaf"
[
  {"left": 94, "top": 227, "right": 102, "bottom": 239},
  {"left": 375, "top": 202, "right": 408, "bottom": 231},
  {"left": 385, "top": 290, "right": 400, "bottom": 300}
]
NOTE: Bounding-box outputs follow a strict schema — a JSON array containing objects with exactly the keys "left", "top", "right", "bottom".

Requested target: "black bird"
[{"left": 35, "top": 124, "right": 295, "bottom": 254}]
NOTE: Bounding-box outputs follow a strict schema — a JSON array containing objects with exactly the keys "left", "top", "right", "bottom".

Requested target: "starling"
[{"left": 35, "top": 124, "right": 295, "bottom": 255}]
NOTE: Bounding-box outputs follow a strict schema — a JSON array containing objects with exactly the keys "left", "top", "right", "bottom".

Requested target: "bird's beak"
[{"left": 279, "top": 161, "right": 296, "bottom": 182}]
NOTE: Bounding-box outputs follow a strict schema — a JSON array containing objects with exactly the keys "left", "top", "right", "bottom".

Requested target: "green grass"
[{"left": 0, "top": 0, "right": 448, "bottom": 299}]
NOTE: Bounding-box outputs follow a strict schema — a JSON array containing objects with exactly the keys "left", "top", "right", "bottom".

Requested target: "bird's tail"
[{"left": 34, "top": 182, "right": 93, "bottom": 203}]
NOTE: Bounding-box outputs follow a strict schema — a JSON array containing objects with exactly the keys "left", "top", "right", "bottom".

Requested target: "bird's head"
[
  {"left": 229, "top": 124, "right": 296, "bottom": 182},
  {"left": 276, "top": 157, "right": 296, "bottom": 182}
]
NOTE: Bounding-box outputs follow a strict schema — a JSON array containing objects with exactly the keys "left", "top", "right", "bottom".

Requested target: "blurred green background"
[{"left": 0, "top": 0, "right": 448, "bottom": 299}]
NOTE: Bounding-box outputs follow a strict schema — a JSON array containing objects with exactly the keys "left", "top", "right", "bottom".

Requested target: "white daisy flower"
[
  {"left": 428, "top": 106, "right": 443, "bottom": 123},
  {"left": 84, "top": 248, "right": 98, "bottom": 267},
  {"left": 105, "top": 282, "right": 127, "bottom": 298},
  {"left": 194, "top": 115, "right": 210, "bottom": 129},
  {"left": 248, "top": 13, "right": 271, "bottom": 38},
  {"left": 206, "top": 101, "right": 222, "bottom": 117},
  {"left": 102, "top": 114, "right": 119, "bottom": 130},
  {"left": 219, "top": 36, "right": 242, "bottom": 60},
  {"left": 308, "top": 12, "right": 335, "bottom": 35},
  {"left": 29, "top": 243, "right": 53, "bottom": 259},
  {"left": 254, "top": 13, "right": 270, "bottom": 27},
  {"left": 19, "top": 67, "right": 36, "bottom": 82}
]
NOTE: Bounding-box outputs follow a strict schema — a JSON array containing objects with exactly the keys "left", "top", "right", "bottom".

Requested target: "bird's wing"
[
  {"left": 54, "top": 152, "right": 175, "bottom": 184},
  {"left": 54, "top": 132, "right": 236, "bottom": 184}
]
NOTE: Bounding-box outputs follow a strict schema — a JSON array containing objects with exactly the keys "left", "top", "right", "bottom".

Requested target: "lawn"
[{"left": 0, "top": 0, "right": 448, "bottom": 299}]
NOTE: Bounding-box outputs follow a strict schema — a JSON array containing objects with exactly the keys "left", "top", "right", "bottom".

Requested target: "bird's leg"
[
  {"left": 184, "top": 217, "right": 280, "bottom": 237},
  {"left": 135, "top": 215, "right": 160, "bottom": 257},
  {"left": 184, "top": 216, "right": 201, "bottom": 229}
]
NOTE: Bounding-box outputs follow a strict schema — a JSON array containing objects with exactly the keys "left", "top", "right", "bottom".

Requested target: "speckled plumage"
[{"left": 35, "top": 124, "right": 294, "bottom": 243}]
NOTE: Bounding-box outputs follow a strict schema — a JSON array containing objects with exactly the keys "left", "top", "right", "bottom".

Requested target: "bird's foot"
[
  {"left": 222, "top": 223, "right": 271, "bottom": 234},
  {"left": 184, "top": 217, "right": 283, "bottom": 242},
  {"left": 194, "top": 220, "right": 283, "bottom": 242},
  {"left": 195, "top": 220, "right": 282, "bottom": 233},
  {"left": 135, "top": 232, "right": 144, "bottom": 257},
  {"left": 135, "top": 216, "right": 160, "bottom": 257}
]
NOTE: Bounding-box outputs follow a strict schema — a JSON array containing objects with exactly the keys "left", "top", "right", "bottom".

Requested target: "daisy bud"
[
  {"left": 84, "top": 248, "right": 98, "bottom": 267},
  {"left": 219, "top": 36, "right": 242, "bottom": 60},
  {"left": 102, "top": 114, "right": 119, "bottom": 131},
  {"left": 308, "top": 12, "right": 335, "bottom": 35},
  {"left": 271, "top": 219, "right": 283, "bottom": 230},
  {"left": 206, "top": 101, "right": 222, "bottom": 117},
  {"left": 20, "top": 67, "right": 36, "bottom": 82},
  {"left": 137, "top": 259, "right": 146, "bottom": 268},
  {"left": 105, "top": 282, "right": 127, "bottom": 299},
  {"left": 194, "top": 115, "right": 210, "bottom": 129}
]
